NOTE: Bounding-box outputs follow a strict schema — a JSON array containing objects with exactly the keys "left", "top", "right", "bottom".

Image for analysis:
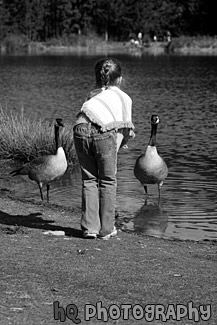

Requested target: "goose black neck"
[
  {"left": 55, "top": 125, "right": 60, "bottom": 151},
  {"left": 148, "top": 123, "right": 158, "bottom": 146}
]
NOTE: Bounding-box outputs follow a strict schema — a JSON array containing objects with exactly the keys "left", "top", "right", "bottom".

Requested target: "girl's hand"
[{"left": 129, "top": 130, "right": 136, "bottom": 138}]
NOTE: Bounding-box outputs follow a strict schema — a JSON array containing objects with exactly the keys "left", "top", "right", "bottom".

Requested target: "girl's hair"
[
  {"left": 86, "top": 58, "right": 122, "bottom": 100},
  {"left": 95, "top": 58, "right": 121, "bottom": 88}
]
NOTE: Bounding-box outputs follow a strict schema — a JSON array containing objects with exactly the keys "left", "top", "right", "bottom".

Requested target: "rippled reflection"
[{"left": 118, "top": 199, "right": 168, "bottom": 238}]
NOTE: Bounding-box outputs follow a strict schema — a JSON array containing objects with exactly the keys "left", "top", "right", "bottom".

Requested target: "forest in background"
[{"left": 0, "top": 0, "right": 216, "bottom": 44}]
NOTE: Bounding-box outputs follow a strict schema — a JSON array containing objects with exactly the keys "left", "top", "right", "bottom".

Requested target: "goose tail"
[{"left": 10, "top": 165, "right": 29, "bottom": 176}]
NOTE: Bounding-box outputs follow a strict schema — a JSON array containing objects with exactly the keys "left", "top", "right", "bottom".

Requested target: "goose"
[
  {"left": 134, "top": 114, "right": 168, "bottom": 199},
  {"left": 10, "top": 118, "right": 68, "bottom": 202}
]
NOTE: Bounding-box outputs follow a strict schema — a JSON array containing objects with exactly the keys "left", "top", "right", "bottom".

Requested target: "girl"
[{"left": 73, "top": 58, "right": 135, "bottom": 240}]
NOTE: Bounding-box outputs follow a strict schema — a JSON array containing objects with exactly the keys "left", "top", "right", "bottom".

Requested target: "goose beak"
[{"left": 56, "top": 118, "right": 64, "bottom": 127}]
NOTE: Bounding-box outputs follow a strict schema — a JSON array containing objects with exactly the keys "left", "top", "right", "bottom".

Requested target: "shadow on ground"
[{"left": 0, "top": 209, "right": 82, "bottom": 238}]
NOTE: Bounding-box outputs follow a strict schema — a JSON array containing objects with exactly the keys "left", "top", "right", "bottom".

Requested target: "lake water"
[{"left": 0, "top": 52, "right": 217, "bottom": 242}]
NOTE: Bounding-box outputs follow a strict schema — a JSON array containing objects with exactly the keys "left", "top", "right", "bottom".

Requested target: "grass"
[
  {"left": 0, "top": 107, "right": 77, "bottom": 166},
  {"left": 43, "top": 31, "right": 105, "bottom": 47},
  {"left": 167, "top": 35, "right": 217, "bottom": 51},
  {"left": 0, "top": 34, "right": 29, "bottom": 53},
  {"left": 0, "top": 32, "right": 106, "bottom": 53}
]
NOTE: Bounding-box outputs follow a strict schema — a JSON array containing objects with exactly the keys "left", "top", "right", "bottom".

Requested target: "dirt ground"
[{"left": 0, "top": 192, "right": 216, "bottom": 325}]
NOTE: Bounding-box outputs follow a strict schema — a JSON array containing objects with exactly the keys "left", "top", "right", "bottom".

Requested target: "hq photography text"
[{"left": 53, "top": 300, "right": 212, "bottom": 323}]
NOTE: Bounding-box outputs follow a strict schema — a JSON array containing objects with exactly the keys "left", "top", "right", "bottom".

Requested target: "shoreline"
[
  {"left": 0, "top": 193, "right": 216, "bottom": 324},
  {"left": 24, "top": 41, "right": 217, "bottom": 56},
  {"left": 1, "top": 162, "right": 216, "bottom": 245},
  {"left": 0, "top": 160, "right": 216, "bottom": 245},
  {"left": 1, "top": 39, "right": 217, "bottom": 56},
  {"left": 1, "top": 190, "right": 217, "bottom": 245}
]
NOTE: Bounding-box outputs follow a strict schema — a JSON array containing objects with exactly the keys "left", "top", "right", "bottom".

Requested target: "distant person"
[
  {"left": 129, "top": 32, "right": 136, "bottom": 46},
  {"left": 166, "top": 30, "right": 171, "bottom": 42},
  {"left": 73, "top": 58, "right": 135, "bottom": 240},
  {"left": 153, "top": 35, "right": 157, "bottom": 42},
  {"left": 138, "top": 32, "right": 142, "bottom": 40},
  {"left": 130, "top": 38, "right": 135, "bottom": 46},
  {"left": 137, "top": 32, "right": 143, "bottom": 46}
]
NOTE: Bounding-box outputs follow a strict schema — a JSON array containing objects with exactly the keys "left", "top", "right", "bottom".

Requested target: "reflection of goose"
[
  {"left": 134, "top": 199, "right": 168, "bottom": 237},
  {"left": 134, "top": 114, "right": 168, "bottom": 199},
  {"left": 10, "top": 119, "right": 67, "bottom": 202}
]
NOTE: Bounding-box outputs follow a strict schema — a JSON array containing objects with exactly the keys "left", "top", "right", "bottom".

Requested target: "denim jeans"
[{"left": 73, "top": 123, "right": 117, "bottom": 236}]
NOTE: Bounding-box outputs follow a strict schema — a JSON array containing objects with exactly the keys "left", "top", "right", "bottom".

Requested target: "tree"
[
  {"left": 3, "top": 0, "right": 26, "bottom": 35},
  {"left": 0, "top": 0, "right": 216, "bottom": 43},
  {"left": 0, "top": 0, "right": 10, "bottom": 39}
]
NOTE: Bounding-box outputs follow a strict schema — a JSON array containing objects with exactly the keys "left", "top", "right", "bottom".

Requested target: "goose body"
[
  {"left": 134, "top": 115, "right": 168, "bottom": 198},
  {"left": 11, "top": 119, "right": 67, "bottom": 202}
]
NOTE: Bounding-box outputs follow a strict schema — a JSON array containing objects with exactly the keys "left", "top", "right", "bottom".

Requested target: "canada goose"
[
  {"left": 134, "top": 114, "right": 168, "bottom": 199},
  {"left": 10, "top": 118, "right": 67, "bottom": 202}
]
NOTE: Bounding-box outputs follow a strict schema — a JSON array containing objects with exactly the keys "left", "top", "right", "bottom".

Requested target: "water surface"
[{"left": 0, "top": 53, "right": 217, "bottom": 241}]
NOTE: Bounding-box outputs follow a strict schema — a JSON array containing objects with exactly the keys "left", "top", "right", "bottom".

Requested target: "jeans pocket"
[
  {"left": 74, "top": 135, "right": 88, "bottom": 157},
  {"left": 94, "top": 131, "right": 117, "bottom": 157}
]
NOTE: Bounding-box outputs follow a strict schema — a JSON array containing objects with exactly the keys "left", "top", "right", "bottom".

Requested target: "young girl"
[{"left": 73, "top": 58, "right": 135, "bottom": 240}]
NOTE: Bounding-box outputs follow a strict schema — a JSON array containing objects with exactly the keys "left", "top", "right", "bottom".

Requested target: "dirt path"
[{"left": 0, "top": 194, "right": 216, "bottom": 325}]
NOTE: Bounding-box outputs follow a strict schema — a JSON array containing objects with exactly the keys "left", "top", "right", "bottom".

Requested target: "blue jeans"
[{"left": 73, "top": 123, "right": 117, "bottom": 236}]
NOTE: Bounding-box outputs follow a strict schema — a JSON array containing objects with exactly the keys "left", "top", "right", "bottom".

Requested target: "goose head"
[
  {"left": 149, "top": 114, "right": 159, "bottom": 147},
  {"left": 55, "top": 118, "right": 64, "bottom": 128},
  {"left": 151, "top": 114, "right": 160, "bottom": 125}
]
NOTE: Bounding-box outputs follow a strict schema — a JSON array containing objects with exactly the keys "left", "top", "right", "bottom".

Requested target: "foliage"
[
  {"left": 3, "top": 34, "right": 28, "bottom": 51},
  {"left": 0, "top": 107, "right": 77, "bottom": 165},
  {"left": 172, "top": 35, "right": 217, "bottom": 50},
  {"left": 0, "top": 0, "right": 216, "bottom": 43}
]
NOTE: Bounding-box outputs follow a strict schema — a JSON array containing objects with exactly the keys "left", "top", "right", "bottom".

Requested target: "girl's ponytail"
[
  {"left": 86, "top": 58, "right": 122, "bottom": 100},
  {"left": 95, "top": 58, "right": 121, "bottom": 88}
]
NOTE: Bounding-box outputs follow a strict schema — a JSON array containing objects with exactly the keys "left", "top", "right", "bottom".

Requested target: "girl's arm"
[{"left": 119, "top": 128, "right": 135, "bottom": 149}]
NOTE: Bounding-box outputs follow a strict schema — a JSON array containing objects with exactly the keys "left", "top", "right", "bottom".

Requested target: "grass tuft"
[{"left": 0, "top": 107, "right": 77, "bottom": 166}]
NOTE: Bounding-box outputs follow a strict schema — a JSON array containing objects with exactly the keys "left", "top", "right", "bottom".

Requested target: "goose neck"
[
  {"left": 148, "top": 123, "right": 157, "bottom": 146},
  {"left": 55, "top": 125, "right": 60, "bottom": 151}
]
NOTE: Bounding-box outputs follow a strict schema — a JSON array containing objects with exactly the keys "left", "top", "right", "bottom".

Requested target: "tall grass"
[
  {"left": 0, "top": 107, "right": 77, "bottom": 166},
  {"left": 44, "top": 31, "right": 104, "bottom": 47},
  {"left": 1, "top": 34, "right": 29, "bottom": 53},
  {"left": 171, "top": 36, "right": 217, "bottom": 50}
]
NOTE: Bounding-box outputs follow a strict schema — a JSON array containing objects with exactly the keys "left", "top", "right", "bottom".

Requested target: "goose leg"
[
  {"left": 38, "top": 182, "right": 44, "bottom": 201},
  {"left": 46, "top": 184, "right": 50, "bottom": 203},
  {"left": 158, "top": 182, "right": 163, "bottom": 200},
  {"left": 157, "top": 186, "right": 161, "bottom": 206},
  {"left": 144, "top": 185, "right": 148, "bottom": 196},
  {"left": 158, "top": 185, "right": 161, "bottom": 199}
]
